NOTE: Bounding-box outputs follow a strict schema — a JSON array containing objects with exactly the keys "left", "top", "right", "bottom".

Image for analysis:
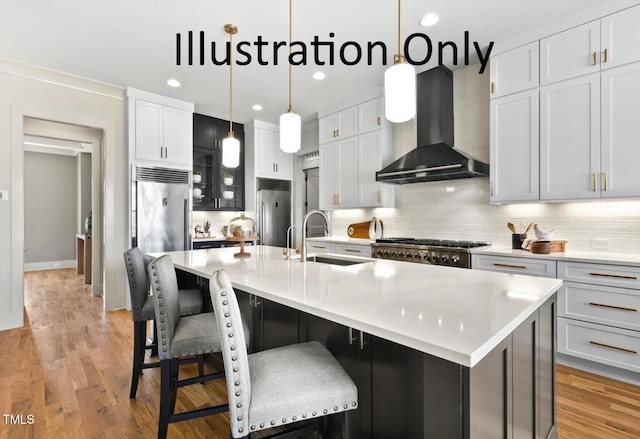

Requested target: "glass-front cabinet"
[{"left": 193, "top": 113, "right": 245, "bottom": 211}]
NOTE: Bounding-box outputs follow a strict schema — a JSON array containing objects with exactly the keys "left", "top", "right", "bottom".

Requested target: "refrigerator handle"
[
  {"left": 183, "top": 199, "right": 189, "bottom": 251},
  {"left": 260, "top": 200, "right": 265, "bottom": 246}
]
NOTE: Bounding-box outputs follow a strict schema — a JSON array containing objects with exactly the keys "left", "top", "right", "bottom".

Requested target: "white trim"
[
  {"left": 125, "top": 87, "right": 194, "bottom": 112},
  {"left": 24, "top": 260, "right": 76, "bottom": 272}
]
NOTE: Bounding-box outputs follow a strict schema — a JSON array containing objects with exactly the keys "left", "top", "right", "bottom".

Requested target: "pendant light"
[
  {"left": 384, "top": 0, "right": 416, "bottom": 123},
  {"left": 222, "top": 24, "right": 240, "bottom": 168},
  {"left": 279, "top": 0, "right": 301, "bottom": 153}
]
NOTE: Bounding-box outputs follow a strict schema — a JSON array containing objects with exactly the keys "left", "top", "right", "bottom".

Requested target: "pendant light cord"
[
  {"left": 229, "top": 30, "right": 234, "bottom": 134},
  {"left": 288, "top": 0, "right": 293, "bottom": 112},
  {"left": 397, "top": 0, "right": 401, "bottom": 57}
]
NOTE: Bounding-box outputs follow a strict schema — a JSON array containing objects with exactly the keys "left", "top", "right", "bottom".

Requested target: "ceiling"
[{"left": 0, "top": 0, "right": 618, "bottom": 124}]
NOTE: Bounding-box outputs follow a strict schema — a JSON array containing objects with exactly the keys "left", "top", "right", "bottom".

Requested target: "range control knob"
[
  {"left": 441, "top": 255, "right": 449, "bottom": 263},
  {"left": 451, "top": 255, "right": 460, "bottom": 264}
]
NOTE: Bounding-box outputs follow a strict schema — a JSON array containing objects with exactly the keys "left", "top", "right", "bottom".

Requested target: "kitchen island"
[{"left": 152, "top": 246, "right": 562, "bottom": 438}]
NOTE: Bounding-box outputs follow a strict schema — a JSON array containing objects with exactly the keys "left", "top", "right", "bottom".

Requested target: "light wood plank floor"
[{"left": 0, "top": 268, "right": 638, "bottom": 438}]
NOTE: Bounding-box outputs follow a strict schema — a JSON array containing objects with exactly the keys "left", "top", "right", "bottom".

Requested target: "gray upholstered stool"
[
  {"left": 124, "top": 247, "right": 205, "bottom": 400},
  {"left": 210, "top": 269, "right": 358, "bottom": 439},
  {"left": 147, "top": 255, "right": 241, "bottom": 439}
]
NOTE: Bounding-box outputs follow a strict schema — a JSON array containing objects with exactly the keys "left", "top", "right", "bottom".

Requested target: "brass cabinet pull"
[
  {"left": 344, "top": 248, "right": 361, "bottom": 253},
  {"left": 490, "top": 82, "right": 495, "bottom": 93},
  {"left": 604, "top": 48, "right": 608, "bottom": 63},
  {"left": 337, "top": 194, "right": 340, "bottom": 205},
  {"left": 377, "top": 190, "right": 381, "bottom": 203},
  {"left": 312, "top": 245, "right": 326, "bottom": 249},
  {"left": 165, "top": 147, "right": 168, "bottom": 159},
  {"left": 377, "top": 116, "right": 381, "bottom": 126},
  {"left": 592, "top": 52, "right": 597, "bottom": 65},
  {"left": 337, "top": 129, "right": 340, "bottom": 137},
  {"left": 589, "top": 272, "right": 637, "bottom": 280},
  {"left": 589, "top": 302, "right": 637, "bottom": 312},
  {"left": 589, "top": 340, "right": 637, "bottom": 354},
  {"left": 593, "top": 172, "right": 598, "bottom": 192},
  {"left": 493, "top": 263, "right": 527, "bottom": 269},
  {"left": 603, "top": 171, "right": 609, "bottom": 191},
  {"left": 160, "top": 146, "right": 164, "bottom": 158}
]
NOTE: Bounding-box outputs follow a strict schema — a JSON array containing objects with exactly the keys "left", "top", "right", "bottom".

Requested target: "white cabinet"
[
  {"left": 489, "top": 42, "right": 539, "bottom": 98},
  {"left": 601, "top": 5, "right": 640, "bottom": 69},
  {"left": 601, "top": 62, "right": 640, "bottom": 198},
  {"left": 304, "top": 239, "right": 371, "bottom": 257},
  {"left": 335, "top": 243, "right": 371, "bottom": 257},
  {"left": 319, "top": 96, "right": 394, "bottom": 210},
  {"left": 471, "top": 254, "right": 557, "bottom": 278},
  {"left": 490, "top": 89, "right": 539, "bottom": 203},
  {"left": 128, "top": 91, "right": 193, "bottom": 170},
  {"left": 557, "top": 261, "right": 640, "bottom": 373},
  {"left": 319, "top": 138, "right": 358, "bottom": 209},
  {"left": 358, "top": 97, "right": 383, "bottom": 133},
  {"left": 305, "top": 241, "right": 336, "bottom": 254},
  {"left": 319, "top": 106, "right": 358, "bottom": 144},
  {"left": 540, "top": 74, "right": 601, "bottom": 200},
  {"left": 247, "top": 121, "right": 292, "bottom": 180}
]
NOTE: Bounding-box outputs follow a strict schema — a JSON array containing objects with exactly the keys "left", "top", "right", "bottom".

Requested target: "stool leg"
[
  {"left": 197, "top": 354, "right": 204, "bottom": 378},
  {"left": 158, "top": 358, "right": 179, "bottom": 439},
  {"left": 130, "top": 321, "right": 145, "bottom": 399}
]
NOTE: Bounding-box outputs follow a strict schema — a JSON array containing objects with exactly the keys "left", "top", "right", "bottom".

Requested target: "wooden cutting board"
[{"left": 347, "top": 220, "right": 383, "bottom": 239}]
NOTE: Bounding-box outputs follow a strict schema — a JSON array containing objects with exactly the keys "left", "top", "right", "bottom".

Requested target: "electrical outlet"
[{"left": 591, "top": 239, "right": 610, "bottom": 250}]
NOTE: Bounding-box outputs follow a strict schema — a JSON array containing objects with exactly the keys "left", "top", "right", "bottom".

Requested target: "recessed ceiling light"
[
  {"left": 420, "top": 13, "right": 439, "bottom": 27},
  {"left": 166, "top": 78, "right": 181, "bottom": 87},
  {"left": 252, "top": 104, "right": 263, "bottom": 111},
  {"left": 312, "top": 71, "right": 326, "bottom": 80}
]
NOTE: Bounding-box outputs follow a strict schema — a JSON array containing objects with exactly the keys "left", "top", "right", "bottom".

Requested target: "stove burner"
[{"left": 371, "top": 237, "right": 490, "bottom": 268}]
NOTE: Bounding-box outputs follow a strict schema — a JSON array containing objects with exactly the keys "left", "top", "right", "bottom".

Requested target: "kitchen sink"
[{"left": 306, "top": 255, "right": 368, "bottom": 266}]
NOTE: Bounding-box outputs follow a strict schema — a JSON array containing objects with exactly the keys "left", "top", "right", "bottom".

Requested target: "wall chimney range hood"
[{"left": 376, "top": 66, "right": 489, "bottom": 184}]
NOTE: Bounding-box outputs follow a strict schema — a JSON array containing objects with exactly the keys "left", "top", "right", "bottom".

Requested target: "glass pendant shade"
[
  {"left": 279, "top": 111, "right": 301, "bottom": 153},
  {"left": 384, "top": 61, "right": 416, "bottom": 123},
  {"left": 222, "top": 134, "right": 240, "bottom": 168}
]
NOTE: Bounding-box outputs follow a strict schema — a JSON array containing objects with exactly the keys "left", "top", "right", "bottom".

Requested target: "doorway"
[{"left": 22, "top": 117, "right": 103, "bottom": 297}]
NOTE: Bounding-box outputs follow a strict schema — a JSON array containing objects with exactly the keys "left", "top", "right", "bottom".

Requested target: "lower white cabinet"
[
  {"left": 305, "top": 239, "right": 371, "bottom": 257},
  {"left": 471, "top": 254, "right": 557, "bottom": 278},
  {"left": 557, "top": 261, "right": 640, "bottom": 374},
  {"left": 305, "top": 241, "right": 336, "bottom": 254},
  {"left": 335, "top": 243, "right": 371, "bottom": 257}
]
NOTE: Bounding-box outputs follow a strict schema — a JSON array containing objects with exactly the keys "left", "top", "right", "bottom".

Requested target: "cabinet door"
[
  {"left": 257, "top": 127, "right": 278, "bottom": 177},
  {"left": 601, "top": 62, "right": 640, "bottom": 198},
  {"left": 337, "top": 138, "right": 359, "bottom": 208},
  {"left": 134, "top": 100, "right": 164, "bottom": 162},
  {"left": 601, "top": 5, "right": 640, "bottom": 70},
  {"left": 540, "top": 21, "right": 600, "bottom": 85},
  {"left": 319, "top": 114, "right": 338, "bottom": 145},
  {"left": 319, "top": 143, "right": 338, "bottom": 210},
  {"left": 273, "top": 142, "right": 292, "bottom": 179},
  {"left": 490, "top": 41, "right": 539, "bottom": 98},
  {"left": 358, "top": 131, "right": 383, "bottom": 207},
  {"left": 163, "top": 106, "right": 191, "bottom": 168},
  {"left": 537, "top": 296, "right": 557, "bottom": 439},
  {"left": 490, "top": 89, "right": 539, "bottom": 203},
  {"left": 540, "top": 73, "right": 601, "bottom": 200},
  {"left": 260, "top": 298, "right": 300, "bottom": 351},
  {"left": 512, "top": 312, "right": 537, "bottom": 439},
  {"left": 358, "top": 98, "right": 383, "bottom": 133},
  {"left": 337, "top": 106, "right": 358, "bottom": 139}
]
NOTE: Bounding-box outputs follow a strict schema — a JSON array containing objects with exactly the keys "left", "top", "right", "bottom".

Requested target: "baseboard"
[
  {"left": 24, "top": 260, "right": 76, "bottom": 272},
  {"left": 558, "top": 353, "right": 640, "bottom": 386}
]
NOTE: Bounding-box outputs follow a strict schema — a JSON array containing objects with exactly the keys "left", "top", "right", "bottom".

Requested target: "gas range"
[{"left": 371, "top": 238, "right": 490, "bottom": 269}]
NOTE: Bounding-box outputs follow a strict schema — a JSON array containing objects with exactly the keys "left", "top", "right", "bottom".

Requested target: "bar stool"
[
  {"left": 124, "top": 247, "right": 205, "bottom": 399},
  {"left": 209, "top": 269, "right": 358, "bottom": 439},
  {"left": 148, "top": 255, "right": 247, "bottom": 439}
]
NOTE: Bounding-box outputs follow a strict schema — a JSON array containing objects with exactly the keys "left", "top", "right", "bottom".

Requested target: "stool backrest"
[
  {"left": 123, "top": 247, "right": 152, "bottom": 322},
  {"left": 210, "top": 269, "right": 251, "bottom": 437},
  {"left": 146, "top": 255, "right": 181, "bottom": 360}
]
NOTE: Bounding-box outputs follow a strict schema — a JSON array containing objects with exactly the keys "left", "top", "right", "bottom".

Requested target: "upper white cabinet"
[
  {"left": 489, "top": 42, "right": 539, "bottom": 98},
  {"left": 247, "top": 120, "right": 292, "bottom": 180},
  {"left": 358, "top": 97, "right": 384, "bottom": 134},
  {"left": 540, "top": 73, "right": 601, "bottom": 200},
  {"left": 127, "top": 88, "right": 193, "bottom": 170},
  {"left": 318, "top": 106, "right": 358, "bottom": 144},
  {"left": 490, "top": 89, "right": 539, "bottom": 203},
  {"left": 541, "top": 5, "right": 640, "bottom": 85},
  {"left": 318, "top": 96, "right": 394, "bottom": 210}
]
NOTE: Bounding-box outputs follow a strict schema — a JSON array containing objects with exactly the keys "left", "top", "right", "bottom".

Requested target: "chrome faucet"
[
  {"left": 284, "top": 225, "right": 298, "bottom": 260},
  {"left": 300, "top": 210, "right": 331, "bottom": 262}
]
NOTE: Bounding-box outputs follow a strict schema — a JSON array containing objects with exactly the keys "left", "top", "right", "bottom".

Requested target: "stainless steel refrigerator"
[
  {"left": 133, "top": 166, "right": 191, "bottom": 253},
  {"left": 257, "top": 178, "right": 291, "bottom": 247}
]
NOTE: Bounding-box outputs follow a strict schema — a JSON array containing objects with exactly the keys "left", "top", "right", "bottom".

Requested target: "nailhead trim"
[{"left": 271, "top": 420, "right": 276, "bottom": 426}]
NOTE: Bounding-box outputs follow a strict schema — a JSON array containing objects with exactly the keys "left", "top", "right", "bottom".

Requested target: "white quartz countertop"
[
  {"left": 151, "top": 246, "right": 561, "bottom": 367},
  {"left": 305, "top": 236, "right": 373, "bottom": 245},
  {"left": 471, "top": 246, "right": 640, "bottom": 267}
]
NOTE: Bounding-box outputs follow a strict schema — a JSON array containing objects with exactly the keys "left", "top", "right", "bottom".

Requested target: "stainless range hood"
[{"left": 376, "top": 66, "right": 489, "bottom": 184}]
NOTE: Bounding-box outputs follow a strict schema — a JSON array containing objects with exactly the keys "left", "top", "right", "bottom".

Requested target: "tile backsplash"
[{"left": 330, "top": 179, "right": 640, "bottom": 254}]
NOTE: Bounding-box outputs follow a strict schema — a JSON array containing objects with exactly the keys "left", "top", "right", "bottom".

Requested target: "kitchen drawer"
[
  {"left": 558, "top": 317, "right": 640, "bottom": 373},
  {"left": 305, "top": 241, "right": 336, "bottom": 254},
  {"left": 559, "top": 283, "right": 640, "bottom": 331},
  {"left": 335, "top": 243, "right": 371, "bottom": 257},
  {"left": 471, "top": 255, "right": 557, "bottom": 278},
  {"left": 558, "top": 261, "right": 640, "bottom": 290}
]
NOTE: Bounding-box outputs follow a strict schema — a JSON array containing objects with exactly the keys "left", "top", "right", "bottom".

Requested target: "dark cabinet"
[{"left": 193, "top": 113, "right": 244, "bottom": 211}]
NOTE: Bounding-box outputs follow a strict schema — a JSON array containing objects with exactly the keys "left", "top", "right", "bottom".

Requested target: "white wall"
[
  {"left": 329, "top": 65, "right": 640, "bottom": 254},
  {"left": 0, "top": 58, "right": 128, "bottom": 331}
]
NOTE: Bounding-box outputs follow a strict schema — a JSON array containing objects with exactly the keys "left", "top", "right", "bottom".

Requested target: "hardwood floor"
[{"left": 0, "top": 268, "right": 638, "bottom": 438}]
